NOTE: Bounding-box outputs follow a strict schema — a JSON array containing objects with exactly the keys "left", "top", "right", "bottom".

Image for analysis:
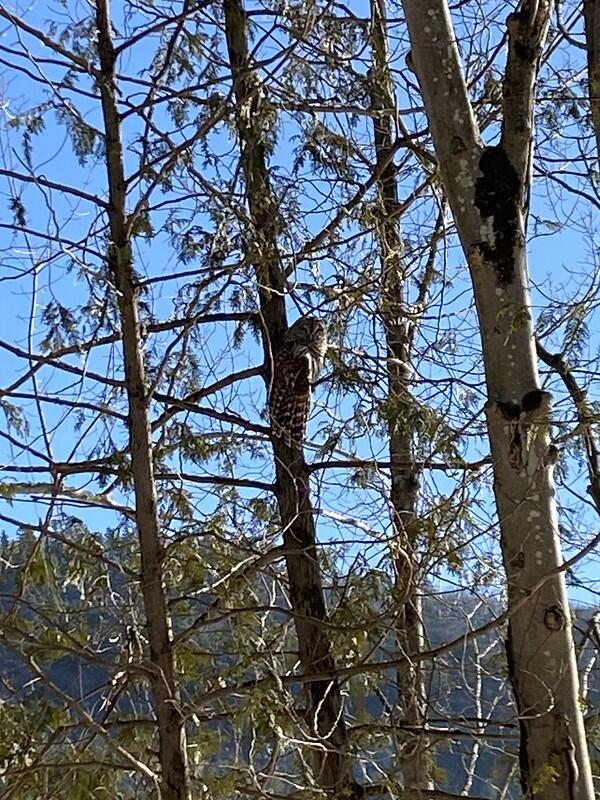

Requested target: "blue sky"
[{"left": 0, "top": 0, "right": 599, "bottom": 615}]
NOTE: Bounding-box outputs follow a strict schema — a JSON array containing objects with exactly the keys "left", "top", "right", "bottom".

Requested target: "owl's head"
[
  {"left": 285, "top": 316, "right": 328, "bottom": 379},
  {"left": 286, "top": 316, "right": 327, "bottom": 348}
]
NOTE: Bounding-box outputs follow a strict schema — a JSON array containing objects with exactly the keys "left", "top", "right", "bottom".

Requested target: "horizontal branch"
[
  {"left": 152, "top": 398, "right": 270, "bottom": 436},
  {"left": 152, "top": 366, "right": 263, "bottom": 431},
  {"left": 0, "top": 459, "right": 273, "bottom": 494},
  {"left": 0, "top": 168, "right": 108, "bottom": 209},
  {"left": 7, "top": 391, "right": 127, "bottom": 421},
  {"left": 0, "top": 339, "right": 123, "bottom": 388},
  {"left": 0, "top": 223, "right": 103, "bottom": 260},
  {"left": 309, "top": 456, "right": 490, "bottom": 473},
  {"left": 3, "top": 483, "right": 135, "bottom": 517},
  {"left": 156, "top": 471, "right": 274, "bottom": 493}
]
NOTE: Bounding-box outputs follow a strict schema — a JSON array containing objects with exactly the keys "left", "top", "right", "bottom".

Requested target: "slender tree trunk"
[
  {"left": 95, "top": 3, "right": 189, "bottom": 799},
  {"left": 584, "top": 0, "right": 600, "bottom": 160},
  {"left": 369, "top": 0, "right": 432, "bottom": 793},
  {"left": 222, "top": 0, "right": 357, "bottom": 793},
  {"left": 399, "top": 1, "right": 594, "bottom": 798},
  {"left": 536, "top": 341, "right": 600, "bottom": 514}
]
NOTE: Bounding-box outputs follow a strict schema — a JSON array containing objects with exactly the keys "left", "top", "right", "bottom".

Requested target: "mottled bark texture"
[
  {"left": 222, "top": 0, "right": 357, "bottom": 793},
  {"left": 369, "top": 0, "right": 433, "bottom": 793},
  {"left": 95, "top": 2, "right": 190, "bottom": 799},
  {"left": 584, "top": 0, "right": 600, "bottom": 160},
  {"left": 400, "top": 1, "right": 594, "bottom": 798}
]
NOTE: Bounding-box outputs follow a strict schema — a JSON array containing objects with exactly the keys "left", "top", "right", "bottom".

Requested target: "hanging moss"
[{"left": 474, "top": 145, "right": 521, "bottom": 286}]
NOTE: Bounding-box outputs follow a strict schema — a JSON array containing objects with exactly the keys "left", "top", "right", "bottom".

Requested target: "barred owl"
[{"left": 269, "top": 317, "right": 327, "bottom": 447}]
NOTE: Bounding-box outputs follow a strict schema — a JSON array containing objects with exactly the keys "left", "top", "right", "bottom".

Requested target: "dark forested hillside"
[{"left": 1, "top": 531, "right": 598, "bottom": 798}]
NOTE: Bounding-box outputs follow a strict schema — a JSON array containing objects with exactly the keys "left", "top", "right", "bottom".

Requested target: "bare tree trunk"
[
  {"left": 94, "top": 3, "right": 189, "bottom": 799},
  {"left": 222, "top": 0, "right": 356, "bottom": 793},
  {"left": 369, "top": 0, "right": 432, "bottom": 793},
  {"left": 584, "top": 0, "right": 600, "bottom": 160},
  {"left": 399, "top": 1, "right": 594, "bottom": 798}
]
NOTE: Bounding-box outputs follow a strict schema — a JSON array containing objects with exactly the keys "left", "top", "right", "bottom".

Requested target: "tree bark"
[
  {"left": 369, "top": 0, "right": 433, "bottom": 793},
  {"left": 584, "top": 0, "right": 600, "bottom": 161},
  {"left": 94, "top": 2, "right": 189, "bottom": 799},
  {"left": 536, "top": 340, "right": 600, "bottom": 514},
  {"left": 399, "top": 1, "right": 594, "bottom": 798},
  {"left": 222, "top": 0, "right": 356, "bottom": 793}
]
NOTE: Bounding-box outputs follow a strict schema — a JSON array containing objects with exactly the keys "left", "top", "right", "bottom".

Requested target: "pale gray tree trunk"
[
  {"left": 399, "top": 1, "right": 594, "bottom": 798},
  {"left": 222, "top": 0, "right": 357, "bottom": 793},
  {"left": 584, "top": 0, "right": 600, "bottom": 160},
  {"left": 369, "top": 0, "right": 433, "bottom": 793},
  {"left": 95, "top": 2, "right": 189, "bottom": 798}
]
